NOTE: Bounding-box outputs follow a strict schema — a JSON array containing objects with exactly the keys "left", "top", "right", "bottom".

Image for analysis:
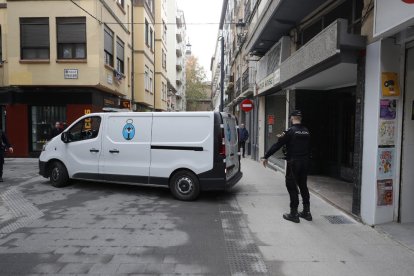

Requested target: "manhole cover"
[{"left": 323, "top": 215, "right": 354, "bottom": 224}]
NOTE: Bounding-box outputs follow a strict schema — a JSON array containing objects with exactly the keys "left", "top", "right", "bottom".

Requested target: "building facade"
[
  {"left": 361, "top": 0, "right": 414, "bottom": 225},
  {"left": 0, "top": 0, "right": 132, "bottom": 157}
]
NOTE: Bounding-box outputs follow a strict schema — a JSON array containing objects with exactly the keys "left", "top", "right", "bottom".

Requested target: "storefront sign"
[
  {"left": 64, "top": 69, "right": 78, "bottom": 79},
  {"left": 257, "top": 69, "right": 280, "bottom": 95},
  {"left": 382, "top": 72, "right": 400, "bottom": 97},
  {"left": 107, "top": 74, "right": 113, "bottom": 85},
  {"left": 104, "top": 98, "right": 117, "bottom": 107},
  {"left": 240, "top": 99, "right": 253, "bottom": 112},
  {"left": 377, "top": 179, "right": 393, "bottom": 206},
  {"left": 374, "top": 0, "right": 414, "bottom": 38}
]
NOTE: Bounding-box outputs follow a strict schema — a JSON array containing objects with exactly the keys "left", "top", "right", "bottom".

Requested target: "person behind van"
[
  {"left": 261, "top": 110, "right": 312, "bottom": 223},
  {"left": 50, "top": 121, "right": 63, "bottom": 140},
  {"left": 0, "top": 129, "right": 14, "bottom": 182},
  {"left": 239, "top": 124, "right": 249, "bottom": 158}
]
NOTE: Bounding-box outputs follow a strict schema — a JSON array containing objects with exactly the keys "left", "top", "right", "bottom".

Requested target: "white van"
[{"left": 39, "top": 112, "right": 242, "bottom": 200}]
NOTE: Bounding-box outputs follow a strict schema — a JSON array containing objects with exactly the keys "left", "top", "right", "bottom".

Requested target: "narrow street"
[{"left": 0, "top": 158, "right": 413, "bottom": 275}]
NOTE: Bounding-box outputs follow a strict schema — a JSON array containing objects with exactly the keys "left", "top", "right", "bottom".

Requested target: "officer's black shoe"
[
  {"left": 299, "top": 211, "right": 313, "bottom": 221},
  {"left": 283, "top": 209, "right": 300, "bottom": 223}
]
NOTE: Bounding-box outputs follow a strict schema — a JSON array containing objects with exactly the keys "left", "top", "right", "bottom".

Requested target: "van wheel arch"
[
  {"left": 169, "top": 169, "right": 200, "bottom": 201},
  {"left": 48, "top": 160, "right": 70, "bottom": 188}
]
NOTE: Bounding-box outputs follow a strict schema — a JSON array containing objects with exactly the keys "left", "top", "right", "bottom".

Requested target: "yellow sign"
[
  {"left": 382, "top": 72, "right": 400, "bottom": 97},
  {"left": 84, "top": 109, "right": 91, "bottom": 129}
]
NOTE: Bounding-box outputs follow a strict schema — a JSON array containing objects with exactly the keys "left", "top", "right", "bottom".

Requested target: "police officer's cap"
[{"left": 290, "top": 110, "right": 302, "bottom": 117}]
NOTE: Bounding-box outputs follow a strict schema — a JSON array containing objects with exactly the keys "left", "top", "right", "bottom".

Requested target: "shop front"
[
  {"left": 362, "top": 0, "right": 414, "bottom": 225},
  {"left": 0, "top": 87, "right": 122, "bottom": 157}
]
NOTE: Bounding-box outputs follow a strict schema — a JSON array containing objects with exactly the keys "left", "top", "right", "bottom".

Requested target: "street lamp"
[{"left": 235, "top": 20, "right": 246, "bottom": 45}]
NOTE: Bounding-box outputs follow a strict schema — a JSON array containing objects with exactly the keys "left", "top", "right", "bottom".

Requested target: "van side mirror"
[{"left": 61, "top": 132, "right": 69, "bottom": 143}]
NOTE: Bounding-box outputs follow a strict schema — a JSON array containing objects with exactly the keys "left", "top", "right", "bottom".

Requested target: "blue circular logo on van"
[
  {"left": 227, "top": 124, "right": 231, "bottom": 142},
  {"left": 123, "top": 119, "right": 135, "bottom": 140}
]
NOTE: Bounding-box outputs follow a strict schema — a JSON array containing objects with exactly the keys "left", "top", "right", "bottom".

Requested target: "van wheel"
[
  {"left": 170, "top": 171, "right": 200, "bottom": 201},
  {"left": 49, "top": 161, "right": 69, "bottom": 188}
]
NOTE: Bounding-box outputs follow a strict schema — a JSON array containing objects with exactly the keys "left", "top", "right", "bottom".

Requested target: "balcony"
[
  {"left": 257, "top": 19, "right": 366, "bottom": 95},
  {"left": 235, "top": 78, "right": 241, "bottom": 97},
  {"left": 176, "top": 64, "right": 183, "bottom": 71},
  {"left": 242, "top": 68, "right": 254, "bottom": 93}
]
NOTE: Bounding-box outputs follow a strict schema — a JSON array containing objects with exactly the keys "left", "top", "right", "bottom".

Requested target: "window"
[
  {"left": 67, "top": 116, "right": 101, "bottom": 142},
  {"left": 163, "top": 21, "right": 167, "bottom": 42},
  {"left": 31, "top": 106, "right": 66, "bottom": 151},
  {"left": 145, "top": 65, "right": 149, "bottom": 91},
  {"left": 150, "top": 27, "right": 153, "bottom": 50},
  {"left": 116, "top": 0, "right": 124, "bottom": 8},
  {"left": 20, "top": 18, "right": 50, "bottom": 60},
  {"left": 149, "top": 70, "right": 153, "bottom": 93},
  {"left": 146, "top": 0, "right": 154, "bottom": 13},
  {"left": 56, "top": 17, "right": 86, "bottom": 60},
  {"left": 104, "top": 26, "right": 114, "bottom": 67},
  {"left": 116, "top": 37, "right": 124, "bottom": 73},
  {"left": 145, "top": 19, "right": 149, "bottom": 46}
]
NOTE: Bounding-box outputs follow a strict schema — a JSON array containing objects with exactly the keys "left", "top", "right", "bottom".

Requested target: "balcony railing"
[
  {"left": 242, "top": 68, "right": 254, "bottom": 92},
  {"left": 235, "top": 78, "right": 241, "bottom": 96}
]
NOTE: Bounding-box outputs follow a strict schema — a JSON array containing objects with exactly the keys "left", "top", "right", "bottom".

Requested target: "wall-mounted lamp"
[{"left": 236, "top": 20, "right": 247, "bottom": 45}]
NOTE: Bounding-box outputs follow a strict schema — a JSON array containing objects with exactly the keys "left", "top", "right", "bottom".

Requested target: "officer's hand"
[
  {"left": 8, "top": 147, "right": 13, "bottom": 154},
  {"left": 262, "top": 158, "right": 268, "bottom": 168}
]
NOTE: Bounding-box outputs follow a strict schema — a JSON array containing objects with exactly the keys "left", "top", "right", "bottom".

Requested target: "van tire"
[
  {"left": 49, "top": 161, "right": 69, "bottom": 188},
  {"left": 170, "top": 171, "right": 200, "bottom": 201}
]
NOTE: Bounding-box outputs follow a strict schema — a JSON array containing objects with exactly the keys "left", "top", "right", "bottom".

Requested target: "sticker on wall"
[
  {"left": 122, "top": 119, "right": 135, "bottom": 141},
  {"left": 377, "top": 179, "right": 393, "bottom": 206},
  {"left": 378, "top": 120, "right": 396, "bottom": 146},
  {"left": 377, "top": 147, "right": 395, "bottom": 179},
  {"left": 382, "top": 72, "right": 400, "bottom": 96},
  {"left": 380, "top": 99, "right": 397, "bottom": 120}
]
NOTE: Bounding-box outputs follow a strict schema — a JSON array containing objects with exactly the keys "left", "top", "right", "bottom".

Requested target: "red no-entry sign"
[{"left": 241, "top": 99, "right": 253, "bottom": 112}]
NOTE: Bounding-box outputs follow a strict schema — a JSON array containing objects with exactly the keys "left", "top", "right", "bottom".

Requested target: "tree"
[{"left": 185, "top": 56, "right": 208, "bottom": 110}]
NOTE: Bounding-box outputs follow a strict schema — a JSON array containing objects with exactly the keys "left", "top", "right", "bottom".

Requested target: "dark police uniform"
[
  {"left": 263, "top": 110, "right": 311, "bottom": 222},
  {"left": 0, "top": 130, "right": 12, "bottom": 181}
]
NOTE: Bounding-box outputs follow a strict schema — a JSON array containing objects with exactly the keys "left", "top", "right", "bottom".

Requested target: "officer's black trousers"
[
  {"left": 285, "top": 159, "right": 310, "bottom": 209},
  {"left": 0, "top": 153, "right": 4, "bottom": 177}
]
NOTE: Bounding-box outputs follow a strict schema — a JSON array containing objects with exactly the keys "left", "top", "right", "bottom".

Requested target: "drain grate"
[{"left": 323, "top": 215, "right": 354, "bottom": 224}]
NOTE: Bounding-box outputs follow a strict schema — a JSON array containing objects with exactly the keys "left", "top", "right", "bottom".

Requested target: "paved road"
[
  {"left": 1, "top": 158, "right": 414, "bottom": 276},
  {"left": 0, "top": 159, "right": 266, "bottom": 275}
]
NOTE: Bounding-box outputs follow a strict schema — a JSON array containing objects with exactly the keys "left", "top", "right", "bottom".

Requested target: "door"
[
  {"left": 221, "top": 113, "right": 240, "bottom": 180},
  {"left": 64, "top": 116, "right": 102, "bottom": 178},
  {"left": 100, "top": 114, "right": 152, "bottom": 183},
  {"left": 400, "top": 44, "right": 414, "bottom": 223}
]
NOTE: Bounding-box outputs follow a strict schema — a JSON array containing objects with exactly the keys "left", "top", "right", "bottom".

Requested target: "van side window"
[{"left": 67, "top": 116, "right": 101, "bottom": 142}]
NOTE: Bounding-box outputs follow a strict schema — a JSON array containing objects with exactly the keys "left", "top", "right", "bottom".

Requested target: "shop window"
[
  {"left": 67, "top": 116, "right": 101, "bottom": 142},
  {"left": 57, "top": 17, "right": 86, "bottom": 60},
  {"left": 20, "top": 17, "right": 50, "bottom": 60},
  {"left": 104, "top": 25, "right": 114, "bottom": 67},
  {"left": 31, "top": 106, "right": 66, "bottom": 151},
  {"left": 116, "top": 37, "right": 124, "bottom": 73}
]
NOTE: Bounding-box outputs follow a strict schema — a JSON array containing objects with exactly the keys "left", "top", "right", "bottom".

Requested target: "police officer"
[
  {"left": 0, "top": 129, "right": 13, "bottom": 182},
  {"left": 261, "top": 110, "right": 312, "bottom": 223}
]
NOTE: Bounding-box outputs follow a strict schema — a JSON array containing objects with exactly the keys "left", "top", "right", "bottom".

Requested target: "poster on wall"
[
  {"left": 377, "top": 147, "right": 395, "bottom": 179},
  {"left": 378, "top": 120, "right": 396, "bottom": 146},
  {"left": 377, "top": 179, "right": 393, "bottom": 206},
  {"left": 380, "top": 99, "right": 397, "bottom": 120},
  {"left": 382, "top": 72, "right": 400, "bottom": 97}
]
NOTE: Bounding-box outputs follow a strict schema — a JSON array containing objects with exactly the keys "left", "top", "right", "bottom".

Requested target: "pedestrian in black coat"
[{"left": 0, "top": 129, "right": 14, "bottom": 182}]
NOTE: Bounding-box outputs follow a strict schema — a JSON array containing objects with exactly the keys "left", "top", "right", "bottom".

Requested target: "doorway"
[{"left": 400, "top": 43, "right": 414, "bottom": 223}]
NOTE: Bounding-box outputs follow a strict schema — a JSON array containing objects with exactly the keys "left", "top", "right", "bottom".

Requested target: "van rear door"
[{"left": 221, "top": 113, "right": 240, "bottom": 181}]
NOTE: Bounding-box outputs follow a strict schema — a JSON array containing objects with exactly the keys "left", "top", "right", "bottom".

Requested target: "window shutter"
[
  {"left": 57, "top": 17, "right": 86, "bottom": 43},
  {"left": 104, "top": 27, "right": 113, "bottom": 54},
  {"left": 20, "top": 18, "right": 49, "bottom": 47},
  {"left": 116, "top": 39, "right": 124, "bottom": 61}
]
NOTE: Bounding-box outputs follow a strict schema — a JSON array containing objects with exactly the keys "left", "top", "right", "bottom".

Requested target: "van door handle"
[
  {"left": 109, "top": 149, "right": 120, "bottom": 154},
  {"left": 90, "top": 148, "right": 99, "bottom": 153}
]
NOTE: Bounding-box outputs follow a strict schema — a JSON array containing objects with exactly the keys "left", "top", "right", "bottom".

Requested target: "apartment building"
[
  {"left": 0, "top": 0, "right": 132, "bottom": 157},
  {"left": 132, "top": 0, "right": 155, "bottom": 111},
  {"left": 214, "top": 0, "right": 366, "bottom": 218},
  {"left": 174, "top": 9, "right": 187, "bottom": 111}
]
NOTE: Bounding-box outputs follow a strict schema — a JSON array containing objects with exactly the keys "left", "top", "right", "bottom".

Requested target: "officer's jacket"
[
  {"left": 264, "top": 124, "right": 310, "bottom": 160},
  {"left": 0, "top": 130, "right": 12, "bottom": 152}
]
